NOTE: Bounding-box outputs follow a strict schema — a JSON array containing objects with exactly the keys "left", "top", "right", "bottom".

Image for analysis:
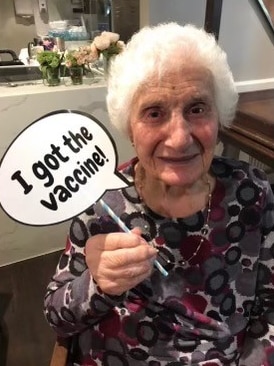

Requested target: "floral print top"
[{"left": 44, "top": 157, "right": 274, "bottom": 366}]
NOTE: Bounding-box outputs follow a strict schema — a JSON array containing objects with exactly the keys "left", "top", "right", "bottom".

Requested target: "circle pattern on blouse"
[{"left": 45, "top": 158, "right": 274, "bottom": 365}]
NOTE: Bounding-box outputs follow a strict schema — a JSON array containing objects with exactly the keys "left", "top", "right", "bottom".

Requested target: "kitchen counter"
[
  {"left": 0, "top": 78, "right": 134, "bottom": 266},
  {"left": 0, "top": 77, "right": 102, "bottom": 96}
]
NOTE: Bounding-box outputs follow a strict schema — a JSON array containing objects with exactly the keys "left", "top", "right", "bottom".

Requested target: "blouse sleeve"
[
  {"left": 239, "top": 182, "right": 274, "bottom": 366},
  {"left": 43, "top": 213, "right": 126, "bottom": 337}
]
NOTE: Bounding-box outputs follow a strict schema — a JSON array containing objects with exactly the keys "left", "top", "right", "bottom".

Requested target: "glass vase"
[
  {"left": 103, "top": 56, "right": 110, "bottom": 79},
  {"left": 69, "top": 66, "right": 83, "bottom": 85},
  {"left": 43, "top": 67, "right": 61, "bottom": 86},
  {"left": 83, "top": 65, "right": 96, "bottom": 84}
]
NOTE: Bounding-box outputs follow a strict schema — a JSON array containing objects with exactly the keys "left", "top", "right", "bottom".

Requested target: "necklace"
[
  {"left": 164, "top": 182, "right": 212, "bottom": 267},
  {"left": 135, "top": 164, "right": 213, "bottom": 268}
]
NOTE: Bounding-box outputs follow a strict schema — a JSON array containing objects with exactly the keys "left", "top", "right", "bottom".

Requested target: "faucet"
[
  {"left": 0, "top": 49, "right": 20, "bottom": 62},
  {"left": 0, "top": 49, "right": 24, "bottom": 66}
]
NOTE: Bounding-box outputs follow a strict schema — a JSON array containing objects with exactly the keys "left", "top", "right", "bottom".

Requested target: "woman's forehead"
[{"left": 133, "top": 66, "right": 215, "bottom": 104}]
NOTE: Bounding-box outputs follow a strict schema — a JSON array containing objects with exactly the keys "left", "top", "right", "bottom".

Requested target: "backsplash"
[{"left": 0, "top": 0, "right": 36, "bottom": 56}]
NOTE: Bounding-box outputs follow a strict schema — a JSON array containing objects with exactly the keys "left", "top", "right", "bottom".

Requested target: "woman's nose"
[{"left": 165, "top": 112, "right": 192, "bottom": 148}]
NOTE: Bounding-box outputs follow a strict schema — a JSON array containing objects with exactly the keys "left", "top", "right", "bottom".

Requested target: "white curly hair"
[{"left": 106, "top": 22, "right": 238, "bottom": 137}]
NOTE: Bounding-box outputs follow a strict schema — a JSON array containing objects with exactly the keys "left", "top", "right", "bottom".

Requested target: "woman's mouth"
[{"left": 159, "top": 153, "right": 200, "bottom": 164}]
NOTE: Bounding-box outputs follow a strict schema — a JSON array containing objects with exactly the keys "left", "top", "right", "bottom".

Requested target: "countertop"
[{"left": 0, "top": 76, "right": 106, "bottom": 97}]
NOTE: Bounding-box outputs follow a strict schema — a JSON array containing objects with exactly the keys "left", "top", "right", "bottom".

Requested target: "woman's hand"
[{"left": 85, "top": 228, "right": 158, "bottom": 296}]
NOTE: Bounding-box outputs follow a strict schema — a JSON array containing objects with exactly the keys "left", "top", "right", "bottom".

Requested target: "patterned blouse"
[{"left": 44, "top": 157, "right": 274, "bottom": 366}]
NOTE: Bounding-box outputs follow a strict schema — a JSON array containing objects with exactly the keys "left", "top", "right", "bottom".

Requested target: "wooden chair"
[{"left": 49, "top": 337, "right": 70, "bottom": 366}]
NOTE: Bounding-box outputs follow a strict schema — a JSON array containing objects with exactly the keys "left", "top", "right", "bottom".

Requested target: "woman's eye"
[
  {"left": 189, "top": 103, "right": 206, "bottom": 115},
  {"left": 143, "top": 107, "right": 165, "bottom": 122},
  {"left": 150, "top": 110, "right": 160, "bottom": 118}
]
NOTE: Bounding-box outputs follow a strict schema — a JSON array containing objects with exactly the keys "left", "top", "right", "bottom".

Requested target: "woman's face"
[{"left": 129, "top": 66, "right": 219, "bottom": 188}]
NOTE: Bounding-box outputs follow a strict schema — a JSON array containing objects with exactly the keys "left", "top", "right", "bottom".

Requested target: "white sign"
[{"left": 0, "top": 110, "right": 129, "bottom": 226}]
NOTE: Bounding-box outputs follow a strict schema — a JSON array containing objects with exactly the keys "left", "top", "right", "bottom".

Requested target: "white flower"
[
  {"left": 117, "top": 40, "right": 126, "bottom": 51},
  {"left": 93, "top": 36, "right": 111, "bottom": 51},
  {"left": 103, "top": 31, "right": 120, "bottom": 43},
  {"left": 93, "top": 31, "right": 120, "bottom": 51}
]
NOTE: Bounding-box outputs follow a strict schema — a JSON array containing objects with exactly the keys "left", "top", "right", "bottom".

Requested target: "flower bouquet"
[
  {"left": 65, "top": 44, "right": 102, "bottom": 79},
  {"left": 92, "top": 31, "right": 125, "bottom": 75},
  {"left": 64, "top": 48, "right": 92, "bottom": 84},
  {"left": 93, "top": 31, "right": 125, "bottom": 62},
  {"left": 64, "top": 46, "right": 98, "bottom": 68},
  {"left": 36, "top": 50, "right": 64, "bottom": 86},
  {"left": 36, "top": 50, "right": 63, "bottom": 73}
]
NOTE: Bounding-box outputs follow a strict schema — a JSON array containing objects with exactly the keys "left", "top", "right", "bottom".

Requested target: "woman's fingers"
[
  {"left": 85, "top": 231, "right": 157, "bottom": 295},
  {"left": 95, "top": 263, "right": 154, "bottom": 296},
  {"left": 86, "top": 232, "right": 157, "bottom": 270},
  {"left": 103, "top": 244, "right": 157, "bottom": 268},
  {"left": 86, "top": 231, "right": 148, "bottom": 251}
]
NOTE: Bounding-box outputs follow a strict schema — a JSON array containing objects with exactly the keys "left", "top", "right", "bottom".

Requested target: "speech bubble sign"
[{"left": 0, "top": 110, "right": 129, "bottom": 226}]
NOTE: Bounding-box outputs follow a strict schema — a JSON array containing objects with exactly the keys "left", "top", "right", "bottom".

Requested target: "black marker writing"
[
  {"left": 40, "top": 145, "right": 108, "bottom": 211},
  {"left": 11, "top": 170, "right": 33, "bottom": 194},
  {"left": 32, "top": 143, "right": 70, "bottom": 187},
  {"left": 51, "top": 144, "right": 69, "bottom": 163},
  {"left": 63, "top": 127, "right": 93, "bottom": 153}
]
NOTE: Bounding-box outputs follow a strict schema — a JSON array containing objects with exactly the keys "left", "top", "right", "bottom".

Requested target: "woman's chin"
[
  {"left": 156, "top": 158, "right": 209, "bottom": 187},
  {"left": 158, "top": 172, "right": 199, "bottom": 188}
]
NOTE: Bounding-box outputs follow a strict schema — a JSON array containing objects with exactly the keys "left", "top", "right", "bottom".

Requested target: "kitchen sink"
[{"left": 0, "top": 65, "right": 42, "bottom": 83}]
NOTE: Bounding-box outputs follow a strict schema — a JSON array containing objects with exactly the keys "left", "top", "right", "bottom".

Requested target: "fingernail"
[{"left": 148, "top": 247, "right": 158, "bottom": 256}]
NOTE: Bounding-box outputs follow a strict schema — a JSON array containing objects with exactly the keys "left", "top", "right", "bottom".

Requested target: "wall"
[
  {"left": 2, "top": 0, "right": 274, "bottom": 89},
  {"left": 0, "top": 0, "right": 36, "bottom": 56},
  {"left": 144, "top": 0, "right": 205, "bottom": 28},
  {"left": 31, "top": 0, "right": 75, "bottom": 38},
  {"left": 219, "top": 0, "right": 274, "bottom": 91},
  {"left": 140, "top": 0, "right": 274, "bottom": 91},
  {"left": 0, "top": 0, "right": 76, "bottom": 55}
]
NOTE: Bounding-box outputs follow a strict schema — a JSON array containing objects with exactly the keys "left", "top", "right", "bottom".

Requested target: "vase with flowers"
[
  {"left": 92, "top": 31, "right": 125, "bottom": 76},
  {"left": 64, "top": 50, "right": 84, "bottom": 85},
  {"left": 65, "top": 45, "right": 99, "bottom": 83},
  {"left": 36, "top": 50, "right": 63, "bottom": 86}
]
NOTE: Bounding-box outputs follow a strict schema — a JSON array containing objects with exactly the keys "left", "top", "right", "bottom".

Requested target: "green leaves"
[
  {"left": 36, "top": 51, "right": 64, "bottom": 70},
  {"left": 101, "top": 42, "right": 122, "bottom": 61}
]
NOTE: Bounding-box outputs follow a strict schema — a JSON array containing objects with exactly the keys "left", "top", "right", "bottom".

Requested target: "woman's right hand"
[{"left": 85, "top": 228, "right": 158, "bottom": 296}]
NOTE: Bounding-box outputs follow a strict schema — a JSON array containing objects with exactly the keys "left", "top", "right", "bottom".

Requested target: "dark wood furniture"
[
  {"left": 204, "top": 0, "right": 223, "bottom": 40},
  {"left": 219, "top": 89, "right": 274, "bottom": 169},
  {"left": 50, "top": 337, "right": 69, "bottom": 366},
  {"left": 0, "top": 251, "right": 62, "bottom": 366}
]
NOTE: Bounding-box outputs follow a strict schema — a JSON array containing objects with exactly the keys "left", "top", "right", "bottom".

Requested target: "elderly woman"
[{"left": 44, "top": 23, "right": 274, "bottom": 365}]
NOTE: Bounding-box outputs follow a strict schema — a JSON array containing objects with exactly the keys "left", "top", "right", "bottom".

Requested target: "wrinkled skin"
[{"left": 86, "top": 65, "right": 219, "bottom": 295}]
